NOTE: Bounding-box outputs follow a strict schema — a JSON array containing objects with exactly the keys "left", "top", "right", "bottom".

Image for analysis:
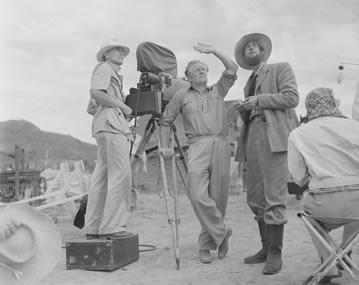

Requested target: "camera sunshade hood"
[{"left": 136, "top": 42, "right": 178, "bottom": 77}]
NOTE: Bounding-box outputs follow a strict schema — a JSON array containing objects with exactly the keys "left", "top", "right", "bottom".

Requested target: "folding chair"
[{"left": 298, "top": 211, "right": 359, "bottom": 285}]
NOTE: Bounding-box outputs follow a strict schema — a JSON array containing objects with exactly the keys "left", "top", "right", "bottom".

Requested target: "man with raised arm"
[{"left": 160, "top": 43, "right": 238, "bottom": 263}]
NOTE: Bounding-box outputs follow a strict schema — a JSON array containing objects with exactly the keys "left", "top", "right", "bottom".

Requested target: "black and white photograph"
[{"left": 0, "top": 1, "right": 358, "bottom": 284}]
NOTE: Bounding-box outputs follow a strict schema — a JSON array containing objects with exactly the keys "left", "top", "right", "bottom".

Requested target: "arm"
[
  {"left": 258, "top": 62, "right": 299, "bottom": 109},
  {"left": 90, "top": 63, "right": 132, "bottom": 116},
  {"left": 194, "top": 43, "right": 238, "bottom": 97},
  {"left": 193, "top": 43, "right": 238, "bottom": 75},
  {"left": 90, "top": 89, "right": 132, "bottom": 116},
  {"left": 287, "top": 133, "right": 310, "bottom": 187}
]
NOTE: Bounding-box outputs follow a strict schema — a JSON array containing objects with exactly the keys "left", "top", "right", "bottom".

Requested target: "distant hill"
[
  {"left": 0, "top": 102, "right": 241, "bottom": 171},
  {"left": 0, "top": 120, "right": 97, "bottom": 171}
]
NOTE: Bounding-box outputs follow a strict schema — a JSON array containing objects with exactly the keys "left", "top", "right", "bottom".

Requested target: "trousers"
[
  {"left": 187, "top": 136, "right": 231, "bottom": 250},
  {"left": 85, "top": 132, "right": 132, "bottom": 234},
  {"left": 246, "top": 119, "right": 288, "bottom": 225}
]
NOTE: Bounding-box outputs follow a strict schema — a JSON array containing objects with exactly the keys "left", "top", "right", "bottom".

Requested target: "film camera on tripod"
[
  {"left": 125, "top": 42, "right": 189, "bottom": 269},
  {"left": 125, "top": 42, "right": 190, "bottom": 117}
]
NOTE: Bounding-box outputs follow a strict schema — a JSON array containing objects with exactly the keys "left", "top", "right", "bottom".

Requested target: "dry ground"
[{"left": 40, "top": 188, "right": 359, "bottom": 285}]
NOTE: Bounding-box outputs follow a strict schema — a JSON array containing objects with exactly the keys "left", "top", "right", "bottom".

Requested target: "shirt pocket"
[
  {"left": 106, "top": 109, "right": 130, "bottom": 134},
  {"left": 182, "top": 96, "right": 197, "bottom": 114}
]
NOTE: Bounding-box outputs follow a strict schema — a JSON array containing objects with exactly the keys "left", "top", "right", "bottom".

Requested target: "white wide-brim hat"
[
  {"left": 234, "top": 33, "right": 272, "bottom": 70},
  {"left": 96, "top": 39, "right": 130, "bottom": 62},
  {"left": 0, "top": 205, "right": 61, "bottom": 285}
]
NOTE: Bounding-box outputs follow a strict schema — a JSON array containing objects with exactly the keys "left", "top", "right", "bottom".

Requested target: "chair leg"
[{"left": 298, "top": 212, "right": 359, "bottom": 284}]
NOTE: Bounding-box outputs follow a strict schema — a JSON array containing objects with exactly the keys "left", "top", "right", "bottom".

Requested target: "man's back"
[{"left": 289, "top": 116, "right": 359, "bottom": 189}]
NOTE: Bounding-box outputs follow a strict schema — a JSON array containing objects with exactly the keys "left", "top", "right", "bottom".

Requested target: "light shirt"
[
  {"left": 90, "top": 62, "right": 131, "bottom": 138},
  {"left": 288, "top": 116, "right": 359, "bottom": 191},
  {"left": 161, "top": 70, "right": 237, "bottom": 141}
]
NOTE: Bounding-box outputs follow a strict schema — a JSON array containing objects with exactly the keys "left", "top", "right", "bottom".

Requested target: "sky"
[{"left": 0, "top": 0, "right": 358, "bottom": 144}]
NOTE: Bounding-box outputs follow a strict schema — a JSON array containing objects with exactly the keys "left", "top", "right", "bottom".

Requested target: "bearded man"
[{"left": 234, "top": 33, "right": 299, "bottom": 274}]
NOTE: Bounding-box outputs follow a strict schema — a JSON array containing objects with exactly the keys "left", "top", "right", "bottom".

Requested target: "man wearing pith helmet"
[
  {"left": 85, "top": 39, "right": 133, "bottom": 239},
  {"left": 160, "top": 43, "right": 238, "bottom": 264},
  {"left": 234, "top": 33, "right": 299, "bottom": 274}
]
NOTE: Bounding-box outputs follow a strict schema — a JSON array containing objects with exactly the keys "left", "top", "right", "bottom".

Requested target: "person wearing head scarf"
[
  {"left": 288, "top": 87, "right": 359, "bottom": 284},
  {"left": 233, "top": 33, "right": 299, "bottom": 274},
  {"left": 160, "top": 43, "right": 238, "bottom": 264}
]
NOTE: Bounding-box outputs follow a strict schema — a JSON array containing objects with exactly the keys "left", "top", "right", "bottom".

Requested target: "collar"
[
  {"left": 251, "top": 62, "right": 265, "bottom": 77},
  {"left": 188, "top": 85, "right": 212, "bottom": 93}
]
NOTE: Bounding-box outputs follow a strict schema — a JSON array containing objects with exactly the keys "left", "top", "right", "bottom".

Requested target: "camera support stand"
[{"left": 131, "top": 115, "right": 187, "bottom": 270}]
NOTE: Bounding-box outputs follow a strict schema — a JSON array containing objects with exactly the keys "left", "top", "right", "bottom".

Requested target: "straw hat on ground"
[
  {"left": 0, "top": 204, "right": 61, "bottom": 285},
  {"left": 96, "top": 39, "right": 130, "bottom": 62},
  {"left": 234, "top": 33, "right": 272, "bottom": 70}
]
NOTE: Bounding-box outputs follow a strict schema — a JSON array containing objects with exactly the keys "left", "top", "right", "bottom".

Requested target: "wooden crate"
[{"left": 66, "top": 234, "right": 139, "bottom": 271}]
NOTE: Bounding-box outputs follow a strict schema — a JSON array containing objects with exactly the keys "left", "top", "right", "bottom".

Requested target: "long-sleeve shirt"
[{"left": 288, "top": 116, "right": 359, "bottom": 192}]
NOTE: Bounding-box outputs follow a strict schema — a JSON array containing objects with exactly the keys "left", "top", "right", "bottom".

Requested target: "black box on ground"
[{"left": 66, "top": 234, "right": 139, "bottom": 271}]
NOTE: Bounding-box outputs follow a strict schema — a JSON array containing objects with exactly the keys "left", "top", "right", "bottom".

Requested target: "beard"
[{"left": 243, "top": 54, "right": 262, "bottom": 67}]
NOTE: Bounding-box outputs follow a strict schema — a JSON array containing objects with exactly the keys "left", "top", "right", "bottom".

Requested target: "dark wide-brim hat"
[{"left": 234, "top": 33, "right": 272, "bottom": 70}]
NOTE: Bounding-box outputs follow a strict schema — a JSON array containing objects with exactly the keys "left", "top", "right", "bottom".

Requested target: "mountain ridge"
[{"left": 0, "top": 120, "right": 97, "bottom": 170}]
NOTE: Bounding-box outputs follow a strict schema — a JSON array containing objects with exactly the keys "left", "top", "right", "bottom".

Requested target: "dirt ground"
[{"left": 39, "top": 186, "right": 359, "bottom": 285}]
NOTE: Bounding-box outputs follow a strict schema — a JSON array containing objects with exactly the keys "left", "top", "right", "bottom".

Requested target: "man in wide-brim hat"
[
  {"left": 85, "top": 39, "right": 133, "bottom": 239},
  {"left": 233, "top": 33, "right": 299, "bottom": 274}
]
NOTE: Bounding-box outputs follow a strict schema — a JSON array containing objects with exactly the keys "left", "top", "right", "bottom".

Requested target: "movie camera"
[{"left": 125, "top": 42, "right": 189, "bottom": 117}]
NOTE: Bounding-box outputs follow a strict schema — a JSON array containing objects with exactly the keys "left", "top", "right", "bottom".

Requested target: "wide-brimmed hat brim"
[
  {"left": 234, "top": 33, "right": 272, "bottom": 70},
  {"left": 0, "top": 205, "right": 61, "bottom": 285},
  {"left": 96, "top": 44, "right": 130, "bottom": 62}
]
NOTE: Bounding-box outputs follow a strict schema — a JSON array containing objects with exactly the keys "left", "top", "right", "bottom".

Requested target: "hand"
[
  {"left": 193, "top": 43, "right": 214, "bottom": 54},
  {"left": 122, "top": 105, "right": 133, "bottom": 116},
  {"left": 234, "top": 99, "right": 246, "bottom": 113},
  {"left": 0, "top": 217, "right": 21, "bottom": 240},
  {"left": 242, "top": 96, "right": 259, "bottom": 111},
  {"left": 159, "top": 147, "right": 175, "bottom": 159}
]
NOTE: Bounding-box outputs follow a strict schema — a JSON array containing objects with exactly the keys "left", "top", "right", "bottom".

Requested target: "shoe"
[
  {"left": 244, "top": 219, "right": 267, "bottom": 264},
  {"left": 199, "top": 249, "right": 213, "bottom": 264},
  {"left": 318, "top": 272, "right": 342, "bottom": 285},
  {"left": 86, "top": 233, "right": 100, "bottom": 240},
  {"left": 244, "top": 248, "right": 267, "bottom": 264},
  {"left": 99, "top": 231, "right": 133, "bottom": 239},
  {"left": 218, "top": 227, "right": 232, "bottom": 259},
  {"left": 262, "top": 224, "right": 284, "bottom": 275},
  {"left": 302, "top": 270, "right": 342, "bottom": 285}
]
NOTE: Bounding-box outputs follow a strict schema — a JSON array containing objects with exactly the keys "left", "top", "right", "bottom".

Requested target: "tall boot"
[
  {"left": 244, "top": 219, "right": 267, "bottom": 264},
  {"left": 263, "top": 224, "right": 284, "bottom": 275}
]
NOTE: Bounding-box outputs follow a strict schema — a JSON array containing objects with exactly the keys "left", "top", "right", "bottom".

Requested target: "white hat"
[
  {"left": 234, "top": 33, "right": 272, "bottom": 70},
  {"left": 96, "top": 39, "right": 130, "bottom": 62},
  {"left": 0, "top": 205, "right": 61, "bottom": 284}
]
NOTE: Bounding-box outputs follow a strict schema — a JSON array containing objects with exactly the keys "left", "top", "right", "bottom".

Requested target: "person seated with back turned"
[{"left": 288, "top": 87, "right": 359, "bottom": 285}]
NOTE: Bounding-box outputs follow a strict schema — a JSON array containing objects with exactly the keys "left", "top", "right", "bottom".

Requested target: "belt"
[
  {"left": 249, "top": 114, "right": 266, "bottom": 123},
  {"left": 188, "top": 134, "right": 229, "bottom": 144}
]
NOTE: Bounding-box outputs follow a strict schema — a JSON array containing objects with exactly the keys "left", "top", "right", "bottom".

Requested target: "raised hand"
[{"left": 193, "top": 43, "right": 214, "bottom": 54}]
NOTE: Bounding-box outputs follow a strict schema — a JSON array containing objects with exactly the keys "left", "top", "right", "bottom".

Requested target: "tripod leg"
[
  {"left": 157, "top": 122, "right": 181, "bottom": 270},
  {"left": 171, "top": 151, "right": 181, "bottom": 269},
  {"left": 172, "top": 125, "right": 188, "bottom": 173},
  {"left": 131, "top": 118, "right": 155, "bottom": 169},
  {"left": 175, "top": 159, "right": 186, "bottom": 187}
]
